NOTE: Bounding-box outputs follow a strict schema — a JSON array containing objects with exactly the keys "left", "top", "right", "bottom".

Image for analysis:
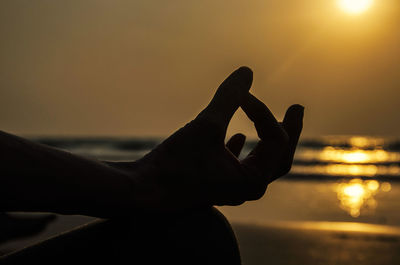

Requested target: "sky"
[{"left": 1, "top": 0, "right": 400, "bottom": 138}]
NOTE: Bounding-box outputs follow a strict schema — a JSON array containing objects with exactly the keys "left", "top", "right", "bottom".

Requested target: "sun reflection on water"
[
  {"left": 294, "top": 136, "right": 400, "bottom": 177},
  {"left": 320, "top": 147, "right": 390, "bottom": 164},
  {"left": 293, "top": 136, "right": 398, "bottom": 217},
  {"left": 335, "top": 179, "right": 391, "bottom": 217},
  {"left": 292, "top": 164, "right": 400, "bottom": 177}
]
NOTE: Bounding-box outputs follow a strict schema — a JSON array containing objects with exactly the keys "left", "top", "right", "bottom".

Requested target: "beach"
[
  {"left": 234, "top": 221, "right": 400, "bottom": 265},
  {"left": 220, "top": 179, "right": 400, "bottom": 265},
  {"left": 2, "top": 0, "right": 400, "bottom": 263},
  {"left": 2, "top": 179, "right": 400, "bottom": 264},
  {"left": 1, "top": 136, "right": 400, "bottom": 264}
]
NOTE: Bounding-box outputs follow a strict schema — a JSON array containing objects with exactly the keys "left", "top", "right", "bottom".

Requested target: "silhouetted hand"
[{"left": 129, "top": 67, "right": 304, "bottom": 211}]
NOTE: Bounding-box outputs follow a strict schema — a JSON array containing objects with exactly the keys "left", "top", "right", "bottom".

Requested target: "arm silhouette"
[{"left": 0, "top": 67, "right": 303, "bottom": 217}]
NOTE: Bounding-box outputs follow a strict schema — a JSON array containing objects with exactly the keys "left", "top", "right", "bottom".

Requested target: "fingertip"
[
  {"left": 227, "top": 133, "right": 246, "bottom": 147},
  {"left": 235, "top": 66, "right": 253, "bottom": 84},
  {"left": 226, "top": 133, "right": 247, "bottom": 157},
  {"left": 283, "top": 104, "right": 304, "bottom": 138},
  {"left": 226, "top": 66, "right": 253, "bottom": 92},
  {"left": 196, "top": 67, "right": 254, "bottom": 132},
  {"left": 288, "top": 104, "right": 304, "bottom": 113},
  {"left": 284, "top": 104, "right": 304, "bottom": 121},
  {"left": 232, "top": 133, "right": 246, "bottom": 142},
  {"left": 237, "top": 66, "right": 253, "bottom": 72}
]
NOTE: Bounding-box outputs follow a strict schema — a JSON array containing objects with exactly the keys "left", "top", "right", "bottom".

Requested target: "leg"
[{"left": 0, "top": 207, "right": 241, "bottom": 265}]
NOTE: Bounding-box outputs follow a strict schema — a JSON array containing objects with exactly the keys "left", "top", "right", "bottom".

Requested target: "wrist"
[{"left": 124, "top": 160, "right": 165, "bottom": 212}]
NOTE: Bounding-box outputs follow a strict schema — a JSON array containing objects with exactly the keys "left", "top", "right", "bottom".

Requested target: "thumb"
[
  {"left": 196, "top": 67, "right": 253, "bottom": 132},
  {"left": 226, "top": 133, "right": 246, "bottom": 157}
]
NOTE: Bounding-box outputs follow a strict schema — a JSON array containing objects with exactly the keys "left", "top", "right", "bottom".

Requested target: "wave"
[
  {"left": 34, "top": 137, "right": 160, "bottom": 151},
  {"left": 299, "top": 137, "right": 400, "bottom": 151},
  {"left": 31, "top": 136, "right": 400, "bottom": 179},
  {"left": 284, "top": 173, "right": 400, "bottom": 181}
]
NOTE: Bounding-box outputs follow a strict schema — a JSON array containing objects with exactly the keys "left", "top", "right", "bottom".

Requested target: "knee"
[{"left": 110, "top": 207, "right": 241, "bottom": 264}]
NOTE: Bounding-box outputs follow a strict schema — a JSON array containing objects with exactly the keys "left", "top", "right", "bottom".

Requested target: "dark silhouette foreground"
[
  {"left": 1, "top": 208, "right": 240, "bottom": 265},
  {"left": 0, "top": 67, "right": 303, "bottom": 263}
]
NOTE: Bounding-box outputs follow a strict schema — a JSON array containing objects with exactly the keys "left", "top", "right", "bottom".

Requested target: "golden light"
[
  {"left": 275, "top": 221, "right": 400, "bottom": 236},
  {"left": 338, "top": 0, "right": 373, "bottom": 14},
  {"left": 318, "top": 147, "right": 392, "bottom": 164},
  {"left": 349, "top": 137, "right": 370, "bottom": 148},
  {"left": 292, "top": 164, "right": 400, "bottom": 177},
  {"left": 366, "top": 179, "right": 379, "bottom": 191},
  {"left": 343, "top": 182, "right": 365, "bottom": 197},
  {"left": 335, "top": 179, "right": 391, "bottom": 218},
  {"left": 341, "top": 150, "right": 369, "bottom": 163},
  {"left": 381, "top": 182, "right": 392, "bottom": 192}
]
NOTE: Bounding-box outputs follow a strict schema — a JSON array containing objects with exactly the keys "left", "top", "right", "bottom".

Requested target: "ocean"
[
  {"left": 2, "top": 135, "right": 400, "bottom": 264},
  {"left": 33, "top": 135, "right": 400, "bottom": 180},
  {"left": 32, "top": 135, "right": 400, "bottom": 224}
]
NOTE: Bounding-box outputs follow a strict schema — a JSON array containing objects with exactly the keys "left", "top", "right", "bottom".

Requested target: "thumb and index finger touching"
[
  {"left": 240, "top": 88, "right": 304, "bottom": 179},
  {"left": 196, "top": 66, "right": 303, "bottom": 160}
]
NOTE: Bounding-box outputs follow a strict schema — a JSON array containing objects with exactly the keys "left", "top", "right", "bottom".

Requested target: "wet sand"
[
  {"left": 1, "top": 179, "right": 400, "bottom": 264},
  {"left": 2, "top": 217, "right": 400, "bottom": 265},
  {"left": 234, "top": 222, "right": 400, "bottom": 265}
]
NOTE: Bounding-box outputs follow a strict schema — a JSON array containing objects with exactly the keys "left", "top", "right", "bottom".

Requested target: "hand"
[{"left": 129, "top": 67, "right": 303, "bottom": 211}]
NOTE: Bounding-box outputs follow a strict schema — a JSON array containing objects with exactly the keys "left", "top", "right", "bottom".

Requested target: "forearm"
[{"left": 0, "top": 131, "right": 135, "bottom": 218}]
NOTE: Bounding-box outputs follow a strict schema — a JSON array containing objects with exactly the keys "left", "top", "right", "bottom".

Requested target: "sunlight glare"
[
  {"left": 338, "top": 0, "right": 373, "bottom": 14},
  {"left": 335, "top": 179, "right": 391, "bottom": 218},
  {"left": 343, "top": 183, "right": 365, "bottom": 197},
  {"left": 319, "top": 147, "right": 391, "bottom": 164}
]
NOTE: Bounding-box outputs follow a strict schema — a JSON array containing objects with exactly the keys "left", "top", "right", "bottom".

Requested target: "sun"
[{"left": 338, "top": 0, "right": 373, "bottom": 14}]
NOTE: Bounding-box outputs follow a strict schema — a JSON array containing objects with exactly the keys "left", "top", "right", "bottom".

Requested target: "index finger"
[
  {"left": 241, "top": 93, "right": 288, "bottom": 142},
  {"left": 196, "top": 67, "right": 253, "bottom": 132}
]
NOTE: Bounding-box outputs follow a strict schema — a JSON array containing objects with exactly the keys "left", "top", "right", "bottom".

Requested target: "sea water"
[
  {"left": 33, "top": 135, "right": 400, "bottom": 226},
  {"left": 2, "top": 135, "right": 400, "bottom": 263}
]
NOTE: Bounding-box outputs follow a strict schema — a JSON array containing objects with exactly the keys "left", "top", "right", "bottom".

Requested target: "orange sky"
[{"left": 1, "top": 0, "right": 399, "bottom": 138}]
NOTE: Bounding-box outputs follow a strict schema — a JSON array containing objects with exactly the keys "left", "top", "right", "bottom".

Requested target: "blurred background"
[{"left": 1, "top": 0, "right": 400, "bottom": 264}]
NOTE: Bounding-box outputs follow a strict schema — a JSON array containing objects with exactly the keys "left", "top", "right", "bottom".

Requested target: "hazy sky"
[{"left": 1, "top": 0, "right": 399, "bottom": 138}]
